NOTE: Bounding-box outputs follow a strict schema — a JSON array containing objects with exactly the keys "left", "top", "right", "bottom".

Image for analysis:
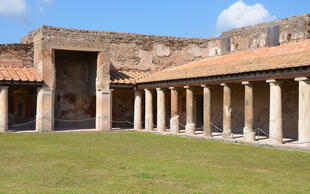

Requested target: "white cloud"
[
  {"left": 0, "top": 0, "right": 27, "bottom": 18},
  {"left": 216, "top": 0, "right": 275, "bottom": 32}
]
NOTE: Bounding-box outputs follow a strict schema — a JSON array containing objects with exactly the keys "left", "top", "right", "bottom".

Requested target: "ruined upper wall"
[
  {"left": 20, "top": 14, "right": 310, "bottom": 71},
  {"left": 0, "top": 43, "right": 33, "bottom": 67},
  {"left": 21, "top": 26, "right": 223, "bottom": 71},
  {"left": 221, "top": 14, "right": 310, "bottom": 52}
]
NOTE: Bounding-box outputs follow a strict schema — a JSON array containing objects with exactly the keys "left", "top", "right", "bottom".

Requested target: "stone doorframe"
[{"left": 33, "top": 33, "right": 111, "bottom": 132}]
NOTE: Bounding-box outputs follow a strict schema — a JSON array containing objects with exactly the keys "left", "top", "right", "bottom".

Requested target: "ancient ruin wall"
[
  {"left": 222, "top": 14, "right": 310, "bottom": 52},
  {"left": 0, "top": 43, "right": 33, "bottom": 66},
  {"left": 21, "top": 26, "right": 222, "bottom": 71},
  {"left": 21, "top": 14, "right": 310, "bottom": 72}
]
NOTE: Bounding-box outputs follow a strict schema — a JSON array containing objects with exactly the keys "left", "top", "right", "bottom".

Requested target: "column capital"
[
  {"left": 241, "top": 81, "right": 252, "bottom": 85},
  {"left": 184, "top": 86, "right": 191, "bottom": 89},
  {"left": 266, "top": 79, "right": 281, "bottom": 86},
  {"left": 169, "top": 87, "right": 176, "bottom": 90},
  {"left": 295, "top": 77, "right": 309, "bottom": 82},
  {"left": 0, "top": 86, "right": 9, "bottom": 89},
  {"left": 144, "top": 88, "right": 151, "bottom": 92},
  {"left": 201, "top": 85, "right": 210, "bottom": 88},
  {"left": 156, "top": 88, "right": 163, "bottom": 91},
  {"left": 220, "top": 83, "right": 231, "bottom": 87}
]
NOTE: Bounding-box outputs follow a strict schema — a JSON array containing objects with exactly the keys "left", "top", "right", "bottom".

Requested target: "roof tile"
[
  {"left": 0, "top": 65, "right": 42, "bottom": 83},
  {"left": 111, "top": 70, "right": 151, "bottom": 84}
]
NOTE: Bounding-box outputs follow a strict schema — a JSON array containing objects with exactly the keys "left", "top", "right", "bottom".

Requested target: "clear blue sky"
[{"left": 0, "top": 0, "right": 310, "bottom": 43}]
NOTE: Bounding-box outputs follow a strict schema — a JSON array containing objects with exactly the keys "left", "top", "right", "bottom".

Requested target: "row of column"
[{"left": 133, "top": 78, "right": 310, "bottom": 146}]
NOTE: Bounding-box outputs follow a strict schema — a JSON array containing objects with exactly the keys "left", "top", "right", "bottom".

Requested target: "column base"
[
  {"left": 0, "top": 123, "right": 7, "bottom": 133},
  {"left": 203, "top": 127, "right": 212, "bottom": 138},
  {"left": 145, "top": 117, "right": 153, "bottom": 132},
  {"left": 269, "top": 138, "right": 283, "bottom": 145},
  {"left": 170, "top": 116, "right": 179, "bottom": 135},
  {"left": 157, "top": 126, "right": 166, "bottom": 133},
  {"left": 185, "top": 123, "right": 195, "bottom": 136},
  {"left": 134, "top": 125, "right": 142, "bottom": 130},
  {"left": 222, "top": 131, "right": 233, "bottom": 139},
  {"left": 243, "top": 127, "right": 255, "bottom": 142}
]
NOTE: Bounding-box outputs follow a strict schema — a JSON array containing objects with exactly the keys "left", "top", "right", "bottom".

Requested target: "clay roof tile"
[{"left": 0, "top": 65, "right": 42, "bottom": 83}]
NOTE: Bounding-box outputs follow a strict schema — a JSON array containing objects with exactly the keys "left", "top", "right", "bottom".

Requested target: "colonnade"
[
  {"left": 133, "top": 78, "right": 310, "bottom": 146},
  {"left": 1, "top": 77, "right": 310, "bottom": 148}
]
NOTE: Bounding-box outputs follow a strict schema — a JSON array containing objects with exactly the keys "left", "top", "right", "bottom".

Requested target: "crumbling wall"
[
  {"left": 222, "top": 14, "right": 310, "bottom": 52},
  {"left": 0, "top": 43, "right": 33, "bottom": 66},
  {"left": 21, "top": 26, "right": 223, "bottom": 71},
  {"left": 21, "top": 14, "right": 310, "bottom": 73}
]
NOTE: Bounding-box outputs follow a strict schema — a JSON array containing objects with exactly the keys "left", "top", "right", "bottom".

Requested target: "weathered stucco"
[{"left": 54, "top": 50, "right": 97, "bottom": 129}]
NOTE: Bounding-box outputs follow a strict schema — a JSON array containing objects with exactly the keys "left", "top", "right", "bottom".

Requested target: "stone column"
[
  {"left": 156, "top": 88, "right": 166, "bottom": 132},
  {"left": 0, "top": 86, "right": 8, "bottom": 133},
  {"left": 267, "top": 79, "right": 283, "bottom": 144},
  {"left": 34, "top": 45, "right": 55, "bottom": 132},
  {"left": 36, "top": 87, "right": 55, "bottom": 132},
  {"left": 221, "top": 83, "right": 233, "bottom": 139},
  {"left": 185, "top": 86, "right": 195, "bottom": 135},
  {"left": 134, "top": 89, "right": 142, "bottom": 130},
  {"left": 202, "top": 85, "right": 211, "bottom": 137},
  {"left": 242, "top": 81, "right": 255, "bottom": 142},
  {"left": 295, "top": 77, "right": 310, "bottom": 146},
  {"left": 144, "top": 89, "right": 153, "bottom": 131},
  {"left": 170, "top": 87, "right": 179, "bottom": 134},
  {"left": 96, "top": 51, "right": 112, "bottom": 132}
]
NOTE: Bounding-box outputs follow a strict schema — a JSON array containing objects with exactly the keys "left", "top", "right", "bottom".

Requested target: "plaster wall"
[
  {"left": 8, "top": 86, "right": 37, "bottom": 130},
  {"left": 54, "top": 50, "right": 97, "bottom": 129}
]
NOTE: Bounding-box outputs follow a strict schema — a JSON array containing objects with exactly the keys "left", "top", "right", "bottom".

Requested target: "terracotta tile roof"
[
  {"left": 137, "top": 40, "right": 310, "bottom": 83},
  {"left": 110, "top": 70, "right": 151, "bottom": 84},
  {"left": 0, "top": 65, "right": 42, "bottom": 82}
]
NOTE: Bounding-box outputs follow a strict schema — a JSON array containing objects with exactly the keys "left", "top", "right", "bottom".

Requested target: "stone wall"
[
  {"left": 0, "top": 43, "right": 33, "bottom": 66},
  {"left": 21, "top": 26, "right": 223, "bottom": 71},
  {"left": 20, "top": 14, "right": 310, "bottom": 73},
  {"left": 222, "top": 14, "right": 310, "bottom": 52}
]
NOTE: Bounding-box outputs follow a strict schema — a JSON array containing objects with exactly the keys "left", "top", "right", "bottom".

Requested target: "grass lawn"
[{"left": 0, "top": 131, "right": 310, "bottom": 193}]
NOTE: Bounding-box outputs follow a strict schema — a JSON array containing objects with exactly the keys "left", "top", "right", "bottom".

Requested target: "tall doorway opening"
[{"left": 54, "top": 50, "right": 97, "bottom": 130}]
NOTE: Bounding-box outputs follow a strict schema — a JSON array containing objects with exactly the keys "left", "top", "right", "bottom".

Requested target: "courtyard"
[{"left": 0, "top": 131, "right": 310, "bottom": 193}]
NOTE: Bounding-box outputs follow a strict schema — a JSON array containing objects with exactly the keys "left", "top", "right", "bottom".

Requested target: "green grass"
[{"left": 0, "top": 131, "right": 310, "bottom": 193}]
